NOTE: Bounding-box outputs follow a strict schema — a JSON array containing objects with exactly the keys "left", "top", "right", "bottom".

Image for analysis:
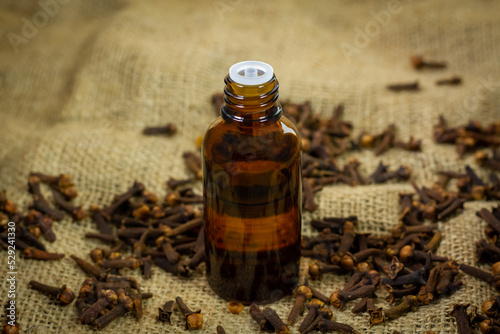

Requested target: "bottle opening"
[{"left": 229, "top": 61, "right": 274, "bottom": 86}]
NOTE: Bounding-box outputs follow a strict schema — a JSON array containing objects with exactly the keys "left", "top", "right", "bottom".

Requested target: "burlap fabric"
[{"left": 1, "top": 0, "right": 499, "bottom": 332}]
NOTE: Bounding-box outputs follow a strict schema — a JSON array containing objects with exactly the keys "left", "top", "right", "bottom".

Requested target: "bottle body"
[{"left": 203, "top": 72, "right": 301, "bottom": 304}]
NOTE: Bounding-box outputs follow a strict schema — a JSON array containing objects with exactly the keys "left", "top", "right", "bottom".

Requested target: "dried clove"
[
  {"left": 374, "top": 124, "right": 396, "bottom": 156},
  {"left": 436, "top": 261, "right": 459, "bottom": 295},
  {"left": 386, "top": 233, "right": 421, "bottom": 258},
  {"left": 303, "top": 177, "right": 317, "bottom": 212},
  {"left": 141, "top": 255, "right": 152, "bottom": 279},
  {"left": 449, "top": 303, "right": 472, "bottom": 334},
  {"left": 70, "top": 255, "right": 107, "bottom": 279},
  {"left": 330, "top": 283, "right": 378, "bottom": 310},
  {"left": 423, "top": 231, "right": 442, "bottom": 253},
  {"left": 331, "top": 221, "right": 356, "bottom": 265},
  {"left": 30, "top": 172, "right": 78, "bottom": 199},
  {"left": 394, "top": 137, "right": 422, "bottom": 151},
  {"left": 249, "top": 304, "right": 274, "bottom": 333},
  {"left": 182, "top": 151, "right": 203, "bottom": 180},
  {"left": 142, "top": 123, "right": 177, "bottom": 136},
  {"left": 29, "top": 280, "right": 75, "bottom": 305},
  {"left": 387, "top": 81, "right": 419, "bottom": 92},
  {"left": 23, "top": 247, "right": 64, "bottom": 260},
  {"left": 383, "top": 256, "right": 404, "bottom": 280},
  {"left": 411, "top": 55, "right": 447, "bottom": 70},
  {"left": 437, "top": 197, "right": 465, "bottom": 220},
  {"left": 417, "top": 266, "right": 440, "bottom": 304},
  {"left": 80, "top": 290, "right": 118, "bottom": 324},
  {"left": 351, "top": 297, "right": 368, "bottom": 314},
  {"left": 156, "top": 237, "right": 180, "bottom": 263},
  {"left": 166, "top": 217, "right": 203, "bottom": 238},
  {"left": 298, "top": 299, "right": 324, "bottom": 333},
  {"left": 132, "top": 293, "right": 143, "bottom": 319},
  {"left": 287, "top": 285, "right": 313, "bottom": 325},
  {"left": 436, "top": 76, "right": 462, "bottom": 86},
  {"left": 88, "top": 205, "right": 113, "bottom": 235},
  {"left": 384, "top": 295, "right": 419, "bottom": 319},
  {"left": 101, "top": 181, "right": 145, "bottom": 220},
  {"left": 52, "top": 190, "right": 85, "bottom": 220},
  {"left": 28, "top": 177, "right": 65, "bottom": 221},
  {"left": 370, "top": 162, "right": 411, "bottom": 183},
  {"left": 153, "top": 256, "right": 182, "bottom": 276},
  {"left": 310, "top": 216, "right": 358, "bottom": 233},
  {"left": 304, "top": 280, "right": 330, "bottom": 304},
  {"left": 166, "top": 177, "right": 193, "bottom": 190},
  {"left": 176, "top": 296, "right": 203, "bottom": 330},
  {"left": 479, "top": 208, "right": 500, "bottom": 235},
  {"left": 16, "top": 226, "right": 45, "bottom": 251},
  {"left": 366, "top": 298, "right": 384, "bottom": 326},
  {"left": 262, "top": 307, "right": 289, "bottom": 334},
  {"left": 459, "top": 263, "right": 494, "bottom": 286},
  {"left": 341, "top": 248, "right": 382, "bottom": 271},
  {"left": 386, "top": 285, "right": 419, "bottom": 305},
  {"left": 95, "top": 303, "right": 127, "bottom": 330},
  {"left": 85, "top": 232, "right": 117, "bottom": 243},
  {"left": 158, "top": 300, "right": 174, "bottom": 324},
  {"left": 100, "top": 257, "right": 141, "bottom": 270},
  {"left": 317, "top": 319, "right": 360, "bottom": 334},
  {"left": 132, "top": 227, "right": 151, "bottom": 258},
  {"left": 344, "top": 158, "right": 367, "bottom": 186},
  {"left": 476, "top": 239, "right": 500, "bottom": 263}
]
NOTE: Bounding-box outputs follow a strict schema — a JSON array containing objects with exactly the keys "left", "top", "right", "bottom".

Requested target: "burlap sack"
[{"left": 0, "top": 0, "right": 499, "bottom": 332}]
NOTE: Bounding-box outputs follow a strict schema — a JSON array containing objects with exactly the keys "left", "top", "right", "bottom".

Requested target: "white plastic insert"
[{"left": 229, "top": 61, "right": 273, "bottom": 86}]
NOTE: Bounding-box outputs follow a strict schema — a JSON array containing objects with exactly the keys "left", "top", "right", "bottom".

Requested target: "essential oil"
[{"left": 203, "top": 61, "right": 302, "bottom": 304}]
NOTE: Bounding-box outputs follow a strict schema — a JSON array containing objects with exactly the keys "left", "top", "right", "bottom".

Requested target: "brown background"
[{"left": 0, "top": 0, "right": 499, "bottom": 332}]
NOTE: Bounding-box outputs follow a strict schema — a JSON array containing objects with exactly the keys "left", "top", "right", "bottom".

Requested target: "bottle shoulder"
[
  {"left": 279, "top": 116, "right": 301, "bottom": 139},
  {"left": 203, "top": 115, "right": 301, "bottom": 162},
  {"left": 204, "top": 115, "right": 300, "bottom": 139},
  {"left": 205, "top": 117, "right": 224, "bottom": 133}
]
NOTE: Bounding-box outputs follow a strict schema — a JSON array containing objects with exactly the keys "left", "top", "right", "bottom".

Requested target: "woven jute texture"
[{"left": 1, "top": 0, "right": 500, "bottom": 333}]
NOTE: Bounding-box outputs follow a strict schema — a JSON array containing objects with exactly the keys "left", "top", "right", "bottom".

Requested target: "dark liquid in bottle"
[{"left": 203, "top": 103, "right": 302, "bottom": 304}]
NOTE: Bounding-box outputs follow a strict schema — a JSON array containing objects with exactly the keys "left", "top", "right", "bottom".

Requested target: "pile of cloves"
[
  {"left": 74, "top": 274, "right": 152, "bottom": 329},
  {"left": 1, "top": 174, "right": 206, "bottom": 332},
  {"left": 300, "top": 214, "right": 463, "bottom": 328},
  {"left": 476, "top": 150, "right": 500, "bottom": 172},
  {"left": 296, "top": 163, "right": 500, "bottom": 330},
  {"left": 433, "top": 115, "right": 500, "bottom": 160},
  {"left": 409, "top": 164, "right": 500, "bottom": 220},
  {"left": 0, "top": 172, "right": 84, "bottom": 261},
  {"left": 456, "top": 205, "right": 500, "bottom": 293},
  {"left": 248, "top": 303, "right": 356, "bottom": 334},
  {"left": 296, "top": 108, "right": 415, "bottom": 211},
  {"left": 357, "top": 124, "right": 421, "bottom": 156},
  {"left": 447, "top": 295, "right": 500, "bottom": 334},
  {"left": 83, "top": 180, "right": 205, "bottom": 280},
  {"left": 476, "top": 206, "right": 500, "bottom": 264}
]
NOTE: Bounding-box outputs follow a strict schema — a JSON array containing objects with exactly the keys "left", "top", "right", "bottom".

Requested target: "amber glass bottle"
[{"left": 203, "top": 61, "right": 302, "bottom": 304}]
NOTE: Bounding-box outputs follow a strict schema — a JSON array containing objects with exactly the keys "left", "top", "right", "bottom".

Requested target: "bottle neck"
[{"left": 221, "top": 75, "right": 281, "bottom": 123}]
